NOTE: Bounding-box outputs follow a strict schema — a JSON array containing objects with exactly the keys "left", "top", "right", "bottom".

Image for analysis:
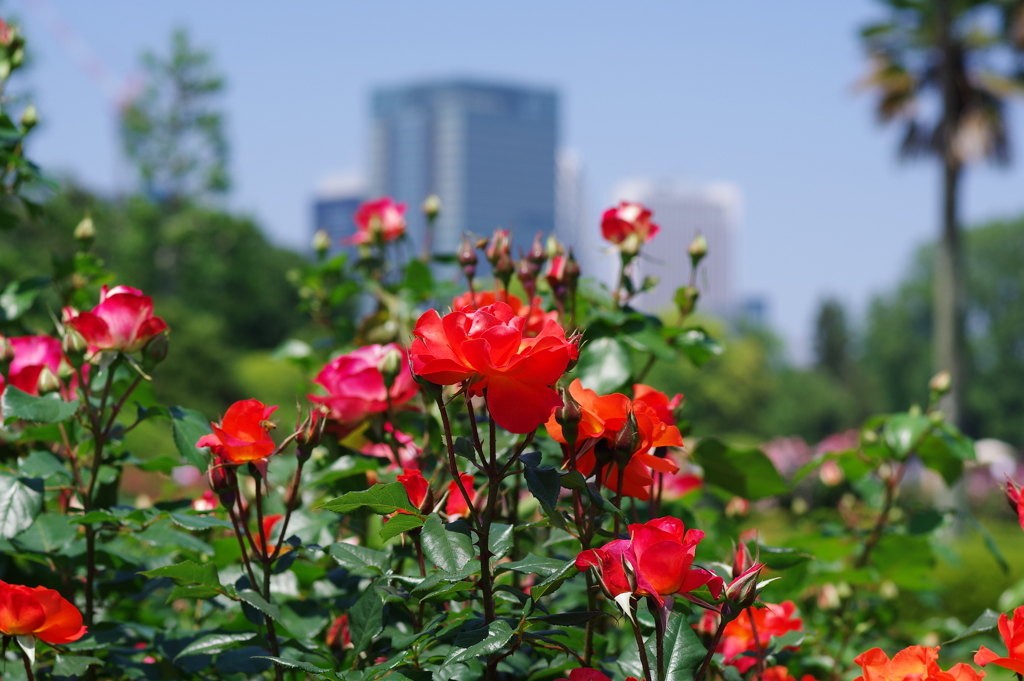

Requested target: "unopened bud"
[
  {"left": 613, "top": 411, "right": 642, "bottom": 463},
  {"left": 688, "top": 234, "right": 708, "bottom": 267},
  {"left": 555, "top": 383, "right": 582, "bottom": 452},
  {"left": 546, "top": 234, "right": 565, "bottom": 259},
  {"left": 565, "top": 249, "right": 581, "bottom": 288},
  {"left": 312, "top": 229, "right": 331, "bottom": 257},
  {"left": 732, "top": 542, "right": 754, "bottom": 580},
  {"left": 62, "top": 327, "right": 88, "bottom": 359},
  {"left": 141, "top": 331, "right": 170, "bottom": 370},
  {"left": 527, "top": 232, "right": 547, "bottom": 266},
  {"left": 208, "top": 457, "right": 238, "bottom": 507},
  {"left": 724, "top": 563, "right": 765, "bottom": 612},
  {"left": 413, "top": 371, "right": 444, "bottom": 402},
  {"left": 378, "top": 346, "right": 403, "bottom": 389},
  {"left": 929, "top": 370, "right": 951, "bottom": 395},
  {"left": 565, "top": 332, "right": 582, "bottom": 372},
  {"left": 486, "top": 228, "right": 511, "bottom": 266},
  {"left": 36, "top": 365, "right": 61, "bottom": 394},
  {"left": 20, "top": 104, "right": 37, "bottom": 131},
  {"left": 74, "top": 214, "right": 95, "bottom": 245},
  {"left": 458, "top": 234, "right": 478, "bottom": 279},
  {"left": 422, "top": 194, "right": 441, "bottom": 222},
  {"left": 516, "top": 259, "right": 537, "bottom": 300},
  {"left": 494, "top": 251, "right": 515, "bottom": 286},
  {"left": 726, "top": 496, "right": 750, "bottom": 517},
  {"left": 296, "top": 407, "right": 326, "bottom": 457}
]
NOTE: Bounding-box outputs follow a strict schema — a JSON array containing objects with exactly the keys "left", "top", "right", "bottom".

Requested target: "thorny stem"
[
  {"left": 748, "top": 607, "right": 765, "bottom": 681},
  {"left": 653, "top": 598, "right": 668, "bottom": 681},
  {"left": 613, "top": 464, "right": 626, "bottom": 536},
  {"left": 433, "top": 394, "right": 480, "bottom": 529},
  {"left": 630, "top": 599, "right": 655, "bottom": 681},
  {"left": 253, "top": 475, "right": 284, "bottom": 681},
  {"left": 696, "top": 617, "right": 728, "bottom": 681},
  {"left": 271, "top": 457, "right": 307, "bottom": 561}
]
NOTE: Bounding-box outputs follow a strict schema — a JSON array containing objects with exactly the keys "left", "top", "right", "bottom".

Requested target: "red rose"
[
  {"left": 4, "top": 335, "right": 64, "bottom": 396},
  {"left": 445, "top": 472, "right": 476, "bottom": 520},
  {"left": 0, "top": 580, "right": 87, "bottom": 644},
  {"left": 410, "top": 302, "right": 578, "bottom": 434},
  {"left": 197, "top": 399, "right": 278, "bottom": 464},
  {"left": 601, "top": 202, "right": 660, "bottom": 253},
  {"left": 63, "top": 285, "right": 167, "bottom": 353},
  {"left": 451, "top": 290, "right": 557, "bottom": 337},
  {"left": 976, "top": 605, "right": 1024, "bottom": 674},
  {"left": 345, "top": 197, "right": 406, "bottom": 245},
  {"left": 397, "top": 468, "right": 429, "bottom": 510},
  {"left": 576, "top": 516, "right": 722, "bottom": 607},
  {"left": 857, "top": 646, "right": 984, "bottom": 681},
  {"left": 718, "top": 601, "right": 802, "bottom": 673},
  {"left": 308, "top": 343, "right": 418, "bottom": 436}
]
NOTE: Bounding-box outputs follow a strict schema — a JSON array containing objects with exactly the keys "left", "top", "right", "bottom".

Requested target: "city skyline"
[{"left": 15, "top": 1, "right": 1024, "bottom": 361}]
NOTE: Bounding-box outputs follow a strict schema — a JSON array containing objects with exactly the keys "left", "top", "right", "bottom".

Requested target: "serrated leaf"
[
  {"left": 380, "top": 513, "right": 425, "bottom": 543},
  {"left": 497, "top": 553, "right": 570, "bottom": 579},
  {"left": 328, "top": 542, "right": 390, "bottom": 574},
  {"left": 12, "top": 512, "right": 77, "bottom": 553},
  {"left": 53, "top": 654, "right": 104, "bottom": 677},
  {"left": 945, "top": 609, "right": 1001, "bottom": 644},
  {"left": 318, "top": 482, "right": 416, "bottom": 515},
  {"left": 140, "top": 560, "right": 223, "bottom": 590},
  {"left": 0, "top": 473, "right": 43, "bottom": 539},
  {"left": 488, "top": 523, "right": 514, "bottom": 560},
  {"left": 238, "top": 589, "right": 280, "bottom": 619},
  {"left": 618, "top": 611, "right": 706, "bottom": 681},
  {"left": 443, "top": 620, "right": 514, "bottom": 665},
  {"left": 421, "top": 516, "right": 474, "bottom": 572},
  {"left": 170, "top": 406, "right": 213, "bottom": 470},
  {"left": 2, "top": 386, "right": 80, "bottom": 423},
  {"left": 349, "top": 585, "right": 385, "bottom": 653},
  {"left": 255, "top": 657, "right": 340, "bottom": 680},
  {"left": 692, "top": 437, "right": 787, "bottom": 500},
  {"left": 174, "top": 631, "right": 255, "bottom": 660}
]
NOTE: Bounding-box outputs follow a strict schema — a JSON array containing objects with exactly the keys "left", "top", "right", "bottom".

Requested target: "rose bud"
[
  {"left": 208, "top": 457, "right": 239, "bottom": 508},
  {"left": 493, "top": 250, "right": 515, "bottom": 289},
  {"left": 732, "top": 541, "right": 754, "bottom": 580},
  {"left": 516, "top": 259, "right": 537, "bottom": 300},
  {"left": 457, "top": 234, "right": 478, "bottom": 280},
  {"left": 929, "top": 369, "right": 952, "bottom": 396},
  {"left": 724, "top": 562, "right": 766, "bottom": 613},
  {"left": 36, "top": 365, "right": 62, "bottom": 394},
  {"left": 74, "top": 214, "right": 95, "bottom": 249},
  {"left": 0, "top": 334, "right": 11, "bottom": 362},
  {"left": 485, "top": 228, "right": 511, "bottom": 267},
  {"left": 676, "top": 285, "right": 699, "bottom": 317},
  {"left": 527, "top": 232, "right": 547, "bottom": 267},
  {"left": 554, "top": 383, "right": 583, "bottom": 452},
  {"left": 422, "top": 194, "right": 441, "bottom": 223},
  {"left": 377, "top": 346, "right": 404, "bottom": 390},
  {"left": 295, "top": 407, "right": 326, "bottom": 459},
  {"left": 312, "top": 229, "right": 331, "bottom": 258},
  {"left": 1006, "top": 477, "right": 1024, "bottom": 532},
  {"left": 142, "top": 331, "right": 170, "bottom": 371},
  {"left": 688, "top": 234, "right": 708, "bottom": 267},
  {"left": 20, "top": 103, "right": 37, "bottom": 131},
  {"left": 612, "top": 411, "right": 642, "bottom": 466}
]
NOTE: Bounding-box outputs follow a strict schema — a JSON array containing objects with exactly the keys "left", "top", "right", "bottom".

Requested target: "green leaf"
[
  {"left": 674, "top": 327, "right": 724, "bottom": 367},
  {"left": 918, "top": 428, "right": 973, "bottom": 486},
  {"left": 965, "top": 513, "right": 1009, "bottom": 575},
  {"left": 318, "top": 482, "right": 416, "bottom": 515},
  {"left": 524, "top": 465, "right": 560, "bottom": 511},
  {"left": 170, "top": 406, "right": 213, "bottom": 470},
  {"left": 619, "top": 611, "right": 706, "bottom": 681},
  {"left": 255, "top": 657, "right": 340, "bottom": 681},
  {"left": 0, "top": 473, "right": 43, "bottom": 539},
  {"left": 174, "top": 631, "right": 256, "bottom": 660},
  {"left": 0, "top": 277, "right": 49, "bottom": 321},
  {"left": 488, "top": 523, "right": 514, "bottom": 560},
  {"left": 623, "top": 323, "right": 676, "bottom": 362},
  {"left": 2, "top": 386, "right": 80, "bottom": 423},
  {"left": 443, "top": 620, "right": 514, "bottom": 665},
  {"left": 140, "top": 560, "right": 223, "bottom": 590},
  {"left": 380, "top": 513, "right": 425, "bottom": 543},
  {"left": 527, "top": 559, "right": 578, "bottom": 601},
  {"left": 349, "top": 585, "right": 385, "bottom": 653},
  {"left": 401, "top": 258, "right": 434, "bottom": 294},
  {"left": 19, "top": 451, "right": 73, "bottom": 482},
  {"left": 945, "top": 608, "right": 1001, "bottom": 644},
  {"left": 167, "top": 512, "right": 234, "bottom": 531},
  {"left": 692, "top": 437, "right": 787, "bottom": 500},
  {"left": 497, "top": 553, "right": 570, "bottom": 579},
  {"left": 53, "top": 654, "right": 104, "bottom": 677},
  {"left": 328, "top": 542, "right": 390, "bottom": 574},
  {"left": 757, "top": 545, "right": 813, "bottom": 570},
  {"left": 883, "top": 413, "right": 933, "bottom": 459},
  {"left": 12, "top": 512, "right": 77, "bottom": 553},
  {"left": 421, "top": 516, "right": 474, "bottom": 573},
  {"left": 278, "top": 600, "right": 330, "bottom": 640},
  {"left": 574, "top": 337, "right": 630, "bottom": 393},
  {"left": 237, "top": 589, "right": 280, "bottom": 620},
  {"left": 167, "top": 585, "right": 221, "bottom": 601}
]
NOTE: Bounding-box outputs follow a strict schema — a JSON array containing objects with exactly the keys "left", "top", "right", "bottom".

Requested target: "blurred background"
[{"left": 2, "top": 1, "right": 1023, "bottom": 452}]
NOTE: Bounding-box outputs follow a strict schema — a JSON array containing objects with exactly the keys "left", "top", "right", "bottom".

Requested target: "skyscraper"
[
  {"left": 612, "top": 179, "right": 741, "bottom": 316},
  {"left": 311, "top": 173, "right": 366, "bottom": 256},
  {"left": 369, "top": 79, "right": 558, "bottom": 263}
]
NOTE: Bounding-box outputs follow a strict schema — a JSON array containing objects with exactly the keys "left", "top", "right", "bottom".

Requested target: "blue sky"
[{"left": 12, "top": 1, "right": 1024, "bottom": 360}]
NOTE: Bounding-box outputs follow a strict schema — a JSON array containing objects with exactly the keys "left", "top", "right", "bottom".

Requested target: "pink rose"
[
  {"left": 64, "top": 285, "right": 167, "bottom": 353},
  {"left": 344, "top": 197, "right": 406, "bottom": 245}
]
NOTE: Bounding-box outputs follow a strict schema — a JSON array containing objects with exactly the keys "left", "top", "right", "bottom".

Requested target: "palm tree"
[{"left": 860, "top": 0, "right": 1024, "bottom": 428}]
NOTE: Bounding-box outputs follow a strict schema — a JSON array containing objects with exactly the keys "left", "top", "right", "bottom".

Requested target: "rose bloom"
[
  {"left": 326, "top": 614, "right": 353, "bottom": 650},
  {"left": 0, "top": 580, "right": 87, "bottom": 644},
  {"left": 576, "top": 516, "right": 722, "bottom": 607},
  {"left": 601, "top": 202, "right": 660, "bottom": 252},
  {"left": 1005, "top": 480, "right": 1024, "bottom": 533},
  {"left": 545, "top": 379, "right": 683, "bottom": 499},
  {"left": 397, "top": 468, "right": 429, "bottom": 510},
  {"left": 763, "top": 667, "right": 817, "bottom": 681},
  {"left": 64, "top": 285, "right": 167, "bottom": 353},
  {"left": 446, "top": 472, "right": 476, "bottom": 521},
  {"left": 3, "top": 335, "right": 65, "bottom": 396},
  {"left": 718, "top": 601, "right": 803, "bottom": 673},
  {"left": 856, "top": 646, "right": 984, "bottom": 681},
  {"left": 308, "top": 344, "right": 418, "bottom": 436},
  {"left": 410, "top": 301, "right": 578, "bottom": 434},
  {"left": 344, "top": 197, "right": 406, "bottom": 245},
  {"left": 976, "top": 605, "right": 1024, "bottom": 674},
  {"left": 197, "top": 399, "right": 278, "bottom": 464},
  {"left": 451, "top": 290, "right": 557, "bottom": 337}
]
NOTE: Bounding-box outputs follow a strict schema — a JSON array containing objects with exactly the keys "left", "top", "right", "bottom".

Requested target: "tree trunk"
[{"left": 936, "top": 0, "right": 966, "bottom": 428}]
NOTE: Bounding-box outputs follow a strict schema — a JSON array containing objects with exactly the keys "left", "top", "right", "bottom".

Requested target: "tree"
[
  {"left": 120, "top": 28, "right": 229, "bottom": 202},
  {"left": 860, "top": 0, "right": 1024, "bottom": 427}
]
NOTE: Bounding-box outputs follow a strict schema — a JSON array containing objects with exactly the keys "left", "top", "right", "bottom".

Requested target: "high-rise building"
[
  {"left": 369, "top": 79, "right": 558, "bottom": 264},
  {"left": 612, "top": 179, "right": 741, "bottom": 315},
  {"left": 311, "top": 173, "right": 366, "bottom": 256}
]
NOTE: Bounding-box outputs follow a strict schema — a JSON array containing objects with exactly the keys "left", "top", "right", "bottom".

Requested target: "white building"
[{"left": 611, "top": 179, "right": 740, "bottom": 316}]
